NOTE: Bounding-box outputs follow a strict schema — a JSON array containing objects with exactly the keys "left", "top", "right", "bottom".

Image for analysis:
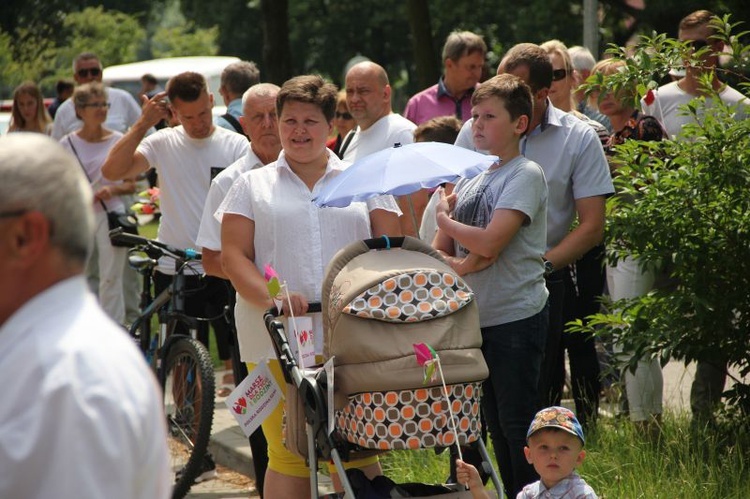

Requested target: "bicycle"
[{"left": 110, "top": 227, "right": 216, "bottom": 499}]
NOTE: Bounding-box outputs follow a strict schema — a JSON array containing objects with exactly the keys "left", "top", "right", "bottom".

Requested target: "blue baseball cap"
[{"left": 526, "top": 406, "right": 585, "bottom": 445}]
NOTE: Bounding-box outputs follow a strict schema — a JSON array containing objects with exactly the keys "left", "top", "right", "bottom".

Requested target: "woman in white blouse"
[
  {"left": 60, "top": 82, "right": 135, "bottom": 324},
  {"left": 219, "top": 74, "right": 400, "bottom": 498}
]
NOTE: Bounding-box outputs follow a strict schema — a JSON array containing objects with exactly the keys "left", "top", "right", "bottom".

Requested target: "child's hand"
[
  {"left": 435, "top": 187, "right": 457, "bottom": 217},
  {"left": 455, "top": 459, "right": 483, "bottom": 490}
]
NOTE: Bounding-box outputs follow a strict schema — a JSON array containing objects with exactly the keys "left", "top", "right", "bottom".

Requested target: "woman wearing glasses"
[
  {"left": 60, "top": 82, "right": 136, "bottom": 324},
  {"left": 52, "top": 52, "right": 143, "bottom": 140},
  {"left": 7, "top": 82, "right": 53, "bottom": 135},
  {"left": 326, "top": 90, "right": 356, "bottom": 158}
]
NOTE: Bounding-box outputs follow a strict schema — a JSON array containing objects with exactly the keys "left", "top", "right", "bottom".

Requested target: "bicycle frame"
[
  {"left": 112, "top": 228, "right": 216, "bottom": 498},
  {"left": 129, "top": 252, "right": 204, "bottom": 376}
]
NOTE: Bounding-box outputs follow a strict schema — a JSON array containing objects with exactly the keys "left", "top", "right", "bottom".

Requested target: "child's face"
[
  {"left": 471, "top": 96, "right": 525, "bottom": 156},
  {"left": 524, "top": 429, "right": 586, "bottom": 490}
]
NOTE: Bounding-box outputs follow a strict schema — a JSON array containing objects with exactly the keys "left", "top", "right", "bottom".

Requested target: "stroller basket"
[{"left": 336, "top": 382, "right": 483, "bottom": 451}]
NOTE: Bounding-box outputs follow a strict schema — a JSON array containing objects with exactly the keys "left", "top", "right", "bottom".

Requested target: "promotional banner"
[{"left": 225, "top": 360, "right": 282, "bottom": 437}]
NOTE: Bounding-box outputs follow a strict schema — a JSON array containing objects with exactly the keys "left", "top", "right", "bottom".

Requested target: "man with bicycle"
[
  {"left": 0, "top": 134, "right": 170, "bottom": 498},
  {"left": 103, "top": 71, "right": 248, "bottom": 482}
]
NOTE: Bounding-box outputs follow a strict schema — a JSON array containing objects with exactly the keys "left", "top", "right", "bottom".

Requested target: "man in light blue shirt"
[{"left": 455, "top": 43, "right": 613, "bottom": 431}]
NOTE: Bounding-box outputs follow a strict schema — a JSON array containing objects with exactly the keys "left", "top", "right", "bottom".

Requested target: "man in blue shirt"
[{"left": 215, "top": 61, "right": 260, "bottom": 137}]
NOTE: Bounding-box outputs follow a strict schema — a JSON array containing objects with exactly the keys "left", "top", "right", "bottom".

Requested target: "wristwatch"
[{"left": 543, "top": 257, "right": 554, "bottom": 277}]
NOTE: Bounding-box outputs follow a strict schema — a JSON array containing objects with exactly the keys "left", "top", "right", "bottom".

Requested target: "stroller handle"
[
  {"left": 265, "top": 302, "right": 322, "bottom": 318},
  {"left": 263, "top": 302, "right": 322, "bottom": 386},
  {"left": 364, "top": 236, "right": 405, "bottom": 250}
]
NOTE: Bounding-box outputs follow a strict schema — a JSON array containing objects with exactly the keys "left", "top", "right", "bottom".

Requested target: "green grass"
[{"left": 379, "top": 412, "right": 750, "bottom": 498}]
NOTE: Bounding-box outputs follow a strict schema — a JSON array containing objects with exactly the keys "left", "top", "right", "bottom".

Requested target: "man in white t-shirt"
[
  {"left": 641, "top": 9, "right": 747, "bottom": 425},
  {"left": 102, "top": 72, "right": 247, "bottom": 481},
  {"left": 0, "top": 134, "right": 170, "bottom": 499},
  {"left": 641, "top": 10, "right": 746, "bottom": 140},
  {"left": 342, "top": 61, "right": 418, "bottom": 235}
]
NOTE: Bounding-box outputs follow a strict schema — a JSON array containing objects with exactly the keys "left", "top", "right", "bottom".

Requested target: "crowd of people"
[{"left": 1, "top": 7, "right": 746, "bottom": 499}]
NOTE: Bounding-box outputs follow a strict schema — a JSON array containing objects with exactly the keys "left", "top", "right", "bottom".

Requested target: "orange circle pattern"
[
  {"left": 335, "top": 383, "right": 482, "bottom": 450},
  {"left": 342, "top": 271, "right": 473, "bottom": 323}
]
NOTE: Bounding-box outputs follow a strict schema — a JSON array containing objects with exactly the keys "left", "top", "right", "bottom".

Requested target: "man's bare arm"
[{"left": 102, "top": 92, "right": 169, "bottom": 181}]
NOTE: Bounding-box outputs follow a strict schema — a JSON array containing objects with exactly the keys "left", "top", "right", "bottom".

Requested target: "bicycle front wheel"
[{"left": 162, "top": 337, "right": 215, "bottom": 498}]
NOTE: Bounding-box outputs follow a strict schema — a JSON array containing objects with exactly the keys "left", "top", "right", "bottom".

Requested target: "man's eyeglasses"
[
  {"left": 82, "top": 102, "right": 111, "bottom": 109},
  {"left": 335, "top": 111, "right": 353, "bottom": 120},
  {"left": 0, "top": 209, "right": 27, "bottom": 219},
  {"left": 77, "top": 67, "right": 102, "bottom": 78},
  {"left": 552, "top": 69, "right": 568, "bottom": 82}
]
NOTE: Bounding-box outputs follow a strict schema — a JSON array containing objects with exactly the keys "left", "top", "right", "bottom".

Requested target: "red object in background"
[
  {"left": 0, "top": 98, "right": 54, "bottom": 112},
  {"left": 644, "top": 89, "right": 655, "bottom": 106}
]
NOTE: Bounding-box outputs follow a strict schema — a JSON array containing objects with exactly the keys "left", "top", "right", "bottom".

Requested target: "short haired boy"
[
  {"left": 434, "top": 73, "right": 549, "bottom": 497},
  {"left": 456, "top": 406, "right": 597, "bottom": 499}
]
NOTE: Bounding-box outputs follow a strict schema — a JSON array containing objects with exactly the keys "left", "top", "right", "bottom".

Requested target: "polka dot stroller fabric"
[{"left": 321, "top": 237, "right": 488, "bottom": 451}]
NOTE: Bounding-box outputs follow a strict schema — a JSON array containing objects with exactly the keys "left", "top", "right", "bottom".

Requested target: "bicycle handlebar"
[{"left": 109, "top": 227, "right": 201, "bottom": 261}]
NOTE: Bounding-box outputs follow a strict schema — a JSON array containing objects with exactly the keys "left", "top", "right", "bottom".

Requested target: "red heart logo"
[{"left": 233, "top": 397, "right": 247, "bottom": 414}]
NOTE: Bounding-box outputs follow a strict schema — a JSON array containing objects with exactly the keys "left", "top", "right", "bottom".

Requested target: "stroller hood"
[{"left": 322, "top": 237, "right": 488, "bottom": 404}]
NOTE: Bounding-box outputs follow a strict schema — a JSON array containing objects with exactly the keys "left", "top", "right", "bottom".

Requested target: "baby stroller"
[{"left": 263, "top": 236, "right": 503, "bottom": 498}]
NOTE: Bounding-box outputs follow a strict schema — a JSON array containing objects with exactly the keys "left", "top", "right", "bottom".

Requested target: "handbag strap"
[{"left": 67, "top": 135, "right": 109, "bottom": 213}]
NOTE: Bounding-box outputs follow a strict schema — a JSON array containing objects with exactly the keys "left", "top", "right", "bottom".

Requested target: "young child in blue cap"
[{"left": 456, "top": 406, "right": 598, "bottom": 498}]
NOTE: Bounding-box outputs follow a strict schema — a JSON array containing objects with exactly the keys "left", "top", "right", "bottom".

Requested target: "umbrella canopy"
[{"left": 313, "top": 142, "right": 498, "bottom": 208}]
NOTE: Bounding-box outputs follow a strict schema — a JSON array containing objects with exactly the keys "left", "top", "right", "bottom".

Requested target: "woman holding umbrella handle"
[{"left": 218, "top": 74, "right": 400, "bottom": 498}]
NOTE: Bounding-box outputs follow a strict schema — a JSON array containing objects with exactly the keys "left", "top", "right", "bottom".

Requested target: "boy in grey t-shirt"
[{"left": 433, "top": 73, "right": 549, "bottom": 497}]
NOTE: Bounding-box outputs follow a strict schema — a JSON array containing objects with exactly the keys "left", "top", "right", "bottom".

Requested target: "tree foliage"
[
  {"left": 3, "top": 0, "right": 750, "bottom": 100},
  {"left": 572, "top": 15, "right": 750, "bottom": 415},
  {"left": 151, "top": 22, "right": 219, "bottom": 59}
]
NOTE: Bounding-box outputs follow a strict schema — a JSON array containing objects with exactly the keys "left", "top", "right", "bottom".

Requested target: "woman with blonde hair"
[{"left": 8, "top": 81, "right": 53, "bottom": 134}]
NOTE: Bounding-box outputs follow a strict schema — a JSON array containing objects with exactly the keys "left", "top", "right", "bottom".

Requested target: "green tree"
[
  {"left": 151, "top": 23, "right": 219, "bottom": 58},
  {"left": 573, "top": 15, "right": 750, "bottom": 415}
]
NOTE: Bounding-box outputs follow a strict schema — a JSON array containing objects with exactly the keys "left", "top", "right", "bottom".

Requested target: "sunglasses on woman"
[
  {"left": 552, "top": 69, "right": 568, "bottom": 82},
  {"left": 335, "top": 111, "right": 353, "bottom": 120}
]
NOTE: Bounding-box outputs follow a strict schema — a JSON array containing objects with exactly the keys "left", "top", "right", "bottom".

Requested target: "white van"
[{"left": 102, "top": 56, "right": 240, "bottom": 114}]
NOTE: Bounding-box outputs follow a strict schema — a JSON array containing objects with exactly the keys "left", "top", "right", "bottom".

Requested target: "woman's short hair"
[
  {"left": 276, "top": 75, "right": 338, "bottom": 122},
  {"left": 73, "top": 82, "right": 108, "bottom": 108}
]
